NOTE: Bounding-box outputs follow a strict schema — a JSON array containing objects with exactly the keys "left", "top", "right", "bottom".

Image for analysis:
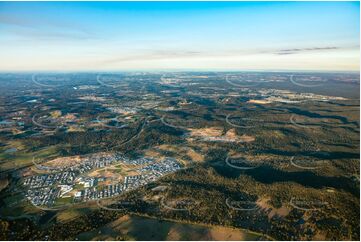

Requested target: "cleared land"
[{"left": 77, "top": 215, "right": 263, "bottom": 241}]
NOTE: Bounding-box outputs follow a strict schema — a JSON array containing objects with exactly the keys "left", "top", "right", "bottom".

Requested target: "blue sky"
[{"left": 0, "top": 1, "right": 359, "bottom": 71}]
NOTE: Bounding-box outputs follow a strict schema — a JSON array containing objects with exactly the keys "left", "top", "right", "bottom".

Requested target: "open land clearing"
[
  {"left": 187, "top": 127, "right": 255, "bottom": 143},
  {"left": 77, "top": 215, "right": 264, "bottom": 241}
]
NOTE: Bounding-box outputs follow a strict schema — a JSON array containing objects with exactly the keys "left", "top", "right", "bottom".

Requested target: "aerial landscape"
[{"left": 0, "top": 1, "right": 359, "bottom": 241}]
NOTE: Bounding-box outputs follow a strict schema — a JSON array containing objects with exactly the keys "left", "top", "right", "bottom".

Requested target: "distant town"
[{"left": 23, "top": 153, "right": 182, "bottom": 207}]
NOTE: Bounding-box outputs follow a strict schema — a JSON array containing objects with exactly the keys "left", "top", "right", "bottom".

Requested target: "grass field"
[
  {"left": 76, "top": 214, "right": 264, "bottom": 241},
  {"left": 0, "top": 143, "right": 60, "bottom": 171}
]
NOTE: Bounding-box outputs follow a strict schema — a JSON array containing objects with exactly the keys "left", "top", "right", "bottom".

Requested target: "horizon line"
[{"left": 0, "top": 69, "right": 359, "bottom": 74}]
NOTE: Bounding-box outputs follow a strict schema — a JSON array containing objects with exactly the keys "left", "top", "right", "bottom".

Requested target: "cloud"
[
  {"left": 275, "top": 46, "right": 339, "bottom": 55},
  {"left": 0, "top": 14, "right": 96, "bottom": 41},
  {"left": 99, "top": 46, "right": 348, "bottom": 64},
  {"left": 6, "top": 28, "right": 96, "bottom": 42},
  {"left": 100, "top": 50, "right": 203, "bottom": 64},
  {"left": 0, "top": 15, "right": 35, "bottom": 28}
]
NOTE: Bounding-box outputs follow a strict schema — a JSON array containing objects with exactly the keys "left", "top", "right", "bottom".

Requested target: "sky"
[{"left": 0, "top": 1, "right": 359, "bottom": 71}]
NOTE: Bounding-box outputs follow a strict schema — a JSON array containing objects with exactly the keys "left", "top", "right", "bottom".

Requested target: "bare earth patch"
[
  {"left": 43, "top": 155, "right": 83, "bottom": 168},
  {"left": 257, "top": 197, "right": 290, "bottom": 219},
  {"left": 247, "top": 99, "right": 272, "bottom": 104},
  {"left": 151, "top": 145, "right": 205, "bottom": 164},
  {"left": 0, "top": 178, "right": 9, "bottom": 192},
  {"left": 188, "top": 127, "right": 255, "bottom": 143}
]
